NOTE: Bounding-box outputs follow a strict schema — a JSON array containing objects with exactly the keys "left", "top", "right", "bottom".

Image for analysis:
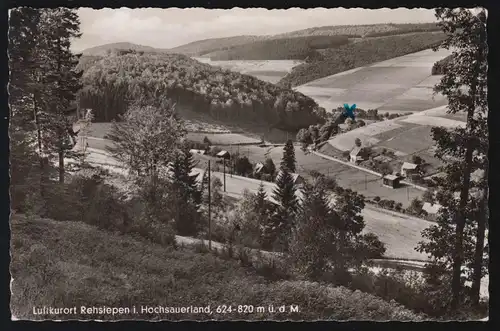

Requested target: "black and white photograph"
[{"left": 8, "top": 5, "right": 489, "bottom": 321}]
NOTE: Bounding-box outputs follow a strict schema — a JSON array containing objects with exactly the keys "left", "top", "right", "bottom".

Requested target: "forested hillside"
[
  {"left": 207, "top": 35, "right": 349, "bottom": 61},
  {"left": 78, "top": 51, "right": 324, "bottom": 131},
  {"left": 166, "top": 35, "right": 268, "bottom": 56},
  {"left": 278, "top": 32, "right": 446, "bottom": 87},
  {"left": 273, "top": 22, "right": 439, "bottom": 39},
  {"left": 81, "top": 42, "right": 162, "bottom": 56}
]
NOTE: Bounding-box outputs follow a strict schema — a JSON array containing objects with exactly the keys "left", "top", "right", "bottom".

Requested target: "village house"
[
  {"left": 350, "top": 146, "right": 369, "bottom": 164},
  {"left": 275, "top": 169, "right": 305, "bottom": 187},
  {"left": 216, "top": 150, "right": 230, "bottom": 159},
  {"left": 401, "top": 162, "right": 420, "bottom": 177},
  {"left": 254, "top": 162, "right": 265, "bottom": 175},
  {"left": 382, "top": 174, "right": 402, "bottom": 189}
]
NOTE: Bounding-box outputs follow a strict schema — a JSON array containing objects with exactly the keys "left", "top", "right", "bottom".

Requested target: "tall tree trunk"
[
  {"left": 471, "top": 168, "right": 488, "bottom": 306},
  {"left": 450, "top": 24, "right": 484, "bottom": 309},
  {"left": 33, "top": 91, "right": 46, "bottom": 197},
  {"left": 451, "top": 90, "right": 478, "bottom": 310},
  {"left": 58, "top": 147, "right": 64, "bottom": 183}
]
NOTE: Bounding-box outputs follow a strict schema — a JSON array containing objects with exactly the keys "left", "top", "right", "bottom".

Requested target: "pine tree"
[
  {"left": 264, "top": 157, "right": 276, "bottom": 178},
  {"left": 280, "top": 139, "right": 296, "bottom": 172},
  {"left": 289, "top": 180, "right": 333, "bottom": 279},
  {"left": 8, "top": 8, "right": 48, "bottom": 198},
  {"left": 416, "top": 8, "right": 488, "bottom": 310},
  {"left": 171, "top": 148, "right": 202, "bottom": 235},
  {"left": 271, "top": 167, "right": 299, "bottom": 251},
  {"left": 255, "top": 182, "right": 268, "bottom": 215},
  {"left": 37, "top": 8, "right": 83, "bottom": 183}
]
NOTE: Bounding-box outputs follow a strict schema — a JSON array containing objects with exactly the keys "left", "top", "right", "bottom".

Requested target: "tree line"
[
  {"left": 208, "top": 35, "right": 350, "bottom": 61},
  {"left": 77, "top": 51, "right": 324, "bottom": 131}
]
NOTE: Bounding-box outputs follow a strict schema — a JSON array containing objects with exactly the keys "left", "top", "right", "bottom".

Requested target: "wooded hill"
[
  {"left": 278, "top": 32, "right": 447, "bottom": 87},
  {"left": 207, "top": 35, "right": 350, "bottom": 61},
  {"left": 166, "top": 35, "right": 267, "bottom": 57},
  {"left": 78, "top": 51, "right": 324, "bottom": 131},
  {"left": 81, "top": 42, "right": 163, "bottom": 56},
  {"left": 80, "top": 23, "right": 441, "bottom": 59}
]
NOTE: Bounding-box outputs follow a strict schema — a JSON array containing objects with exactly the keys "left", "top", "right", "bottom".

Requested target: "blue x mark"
[{"left": 343, "top": 103, "right": 356, "bottom": 120}]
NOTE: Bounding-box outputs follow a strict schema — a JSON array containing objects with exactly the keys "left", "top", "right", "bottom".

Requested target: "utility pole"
[
  {"left": 407, "top": 186, "right": 409, "bottom": 201},
  {"left": 365, "top": 174, "right": 367, "bottom": 190},
  {"left": 223, "top": 158, "right": 226, "bottom": 192},
  {"left": 208, "top": 160, "right": 212, "bottom": 250}
]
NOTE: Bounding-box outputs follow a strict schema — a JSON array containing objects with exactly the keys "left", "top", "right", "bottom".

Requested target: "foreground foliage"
[{"left": 10, "top": 214, "right": 422, "bottom": 321}]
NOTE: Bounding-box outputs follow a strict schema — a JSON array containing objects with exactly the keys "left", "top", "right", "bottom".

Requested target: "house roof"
[
  {"left": 402, "top": 162, "right": 419, "bottom": 170},
  {"left": 254, "top": 162, "right": 265, "bottom": 173},
  {"left": 350, "top": 146, "right": 362, "bottom": 156},
  {"left": 216, "top": 150, "right": 230, "bottom": 157},
  {"left": 383, "top": 174, "right": 399, "bottom": 181}
]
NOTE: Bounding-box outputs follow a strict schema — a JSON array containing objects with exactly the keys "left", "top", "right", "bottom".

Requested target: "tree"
[
  {"left": 354, "top": 137, "right": 362, "bottom": 147},
  {"left": 329, "top": 186, "right": 366, "bottom": 283},
  {"left": 289, "top": 180, "right": 333, "bottom": 279},
  {"left": 412, "top": 155, "right": 424, "bottom": 165},
  {"left": 170, "top": 148, "right": 202, "bottom": 235},
  {"left": 203, "top": 136, "right": 211, "bottom": 151},
  {"left": 37, "top": 8, "right": 84, "bottom": 183},
  {"left": 106, "top": 101, "right": 184, "bottom": 177},
  {"left": 280, "top": 139, "right": 296, "bottom": 172},
  {"left": 264, "top": 157, "right": 276, "bottom": 178},
  {"left": 8, "top": 8, "right": 47, "bottom": 202},
  {"left": 106, "top": 100, "right": 185, "bottom": 224},
  {"left": 234, "top": 155, "right": 253, "bottom": 176},
  {"left": 417, "top": 8, "right": 488, "bottom": 311},
  {"left": 271, "top": 167, "right": 299, "bottom": 251}
]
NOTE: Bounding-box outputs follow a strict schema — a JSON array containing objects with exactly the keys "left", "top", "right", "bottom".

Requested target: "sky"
[{"left": 73, "top": 8, "right": 439, "bottom": 52}]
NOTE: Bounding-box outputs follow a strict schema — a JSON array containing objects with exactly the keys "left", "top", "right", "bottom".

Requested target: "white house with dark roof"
[
  {"left": 350, "top": 146, "right": 369, "bottom": 164},
  {"left": 401, "top": 162, "right": 419, "bottom": 177},
  {"left": 216, "top": 150, "right": 230, "bottom": 159}
]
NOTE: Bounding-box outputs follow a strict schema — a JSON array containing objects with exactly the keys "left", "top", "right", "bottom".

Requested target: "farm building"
[
  {"left": 350, "top": 146, "right": 370, "bottom": 164},
  {"left": 275, "top": 169, "right": 305, "bottom": 187},
  {"left": 216, "top": 150, "right": 231, "bottom": 159},
  {"left": 382, "top": 174, "right": 401, "bottom": 189},
  {"left": 401, "top": 162, "right": 420, "bottom": 177}
]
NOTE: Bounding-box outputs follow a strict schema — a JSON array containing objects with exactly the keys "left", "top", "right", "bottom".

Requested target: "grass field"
[
  {"left": 293, "top": 48, "right": 451, "bottom": 114},
  {"left": 186, "top": 132, "right": 262, "bottom": 145},
  {"left": 10, "top": 214, "right": 422, "bottom": 321},
  {"left": 323, "top": 105, "right": 466, "bottom": 176}
]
